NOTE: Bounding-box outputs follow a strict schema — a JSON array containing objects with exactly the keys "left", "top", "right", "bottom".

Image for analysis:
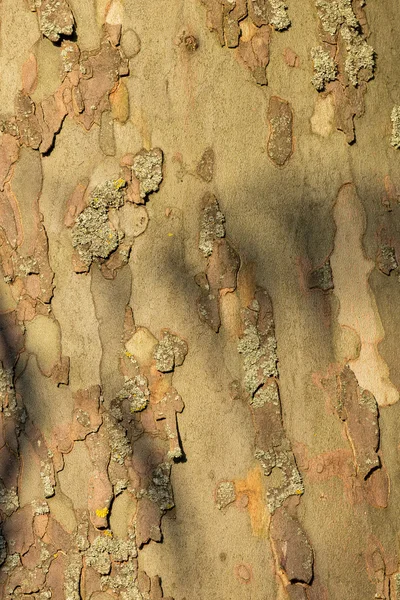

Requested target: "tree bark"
[{"left": 0, "top": 0, "right": 399, "bottom": 598}]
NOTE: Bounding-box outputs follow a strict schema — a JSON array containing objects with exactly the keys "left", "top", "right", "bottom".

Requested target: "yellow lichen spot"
[
  {"left": 113, "top": 178, "right": 126, "bottom": 190},
  {"left": 295, "top": 489, "right": 303, "bottom": 495},
  {"left": 103, "top": 529, "right": 113, "bottom": 538},
  {"left": 168, "top": 232, "right": 174, "bottom": 237},
  {"left": 96, "top": 507, "right": 109, "bottom": 518},
  {"left": 125, "top": 350, "right": 132, "bottom": 358},
  {"left": 53, "top": 553, "right": 58, "bottom": 558},
  {"left": 130, "top": 402, "right": 146, "bottom": 413}
]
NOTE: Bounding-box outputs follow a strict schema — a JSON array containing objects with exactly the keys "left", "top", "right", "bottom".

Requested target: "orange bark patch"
[
  {"left": 110, "top": 81, "right": 129, "bottom": 123},
  {"left": 234, "top": 465, "right": 269, "bottom": 537}
]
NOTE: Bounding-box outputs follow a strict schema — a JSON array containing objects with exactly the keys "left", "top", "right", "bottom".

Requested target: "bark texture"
[{"left": 0, "top": 0, "right": 400, "bottom": 598}]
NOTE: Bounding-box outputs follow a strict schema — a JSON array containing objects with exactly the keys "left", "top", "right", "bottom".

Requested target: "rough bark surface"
[{"left": 0, "top": 0, "right": 400, "bottom": 599}]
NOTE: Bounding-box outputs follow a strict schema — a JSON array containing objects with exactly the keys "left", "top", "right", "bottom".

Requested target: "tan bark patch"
[{"left": 330, "top": 183, "right": 398, "bottom": 406}]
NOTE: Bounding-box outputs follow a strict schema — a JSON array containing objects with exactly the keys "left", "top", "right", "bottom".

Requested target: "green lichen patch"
[
  {"left": 237, "top": 291, "right": 305, "bottom": 514},
  {"left": 395, "top": 573, "right": 400, "bottom": 598},
  {"left": 31, "top": 500, "right": 50, "bottom": 515},
  {"left": 248, "top": 0, "right": 290, "bottom": 30},
  {"left": 72, "top": 206, "right": 120, "bottom": 266},
  {"left": 60, "top": 41, "right": 80, "bottom": 72}
]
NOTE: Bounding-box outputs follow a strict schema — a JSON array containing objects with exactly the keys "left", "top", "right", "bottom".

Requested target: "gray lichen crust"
[
  {"left": 255, "top": 447, "right": 304, "bottom": 513},
  {"left": 343, "top": 35, "right": 374, "bottom": 86},
  {"left": 0, "top": 535, "right": 6, "bottom": 568},
  {"left": 311, "top": 47, "right": 337, "bottom": 90},
  {"left": 146, "top": 462, "right": 175, "bottom": 511},
  {"left": 82, "top": 530, "right": 141, "bottom": 599},
  {"left": 0, "top": 364, "right": 17, "bottom": 413},
  {"left": 250, "top": 381, "right": 280, "bottom": 408},
  {"left": 116, "top": 375, "right": 150, "bottom": 413},
  {"left": 89, "top": 179, "right": 126, "bottom": 210},
  {"left": 40, "top": 461, "right": 55, "bottom": 498},
  {"left": 64, "top": 552, "right": 82, "bottom": 600},
  {"left": 86, "top": 532, "right": 137, "bottom": 574},
  {"left": 308, "top": 260, "right": 334, "bottom": 291},
  {"left": 103, "top": 413, "right": 132, "bottom": 465},
  {"left": 269, "top": 0, "right": 291, "bottom": 30},
  {"left": 377, "top": 244, "right": 398, "bottom": 275},
  {"left": 71, "top": 179, "right": 126, "bottom": 267},
  {"left": 132, "top": 148, "right": 163, "bottom": 199},
  {"left": 391, "top": 106, "right": 400, "bottom": 148},
  {"left": 0, "top": 483, "right": 19, "bottom": 517},
  {"left": 236, "top": 291, "right": 305, "bottom": 513},
  {"left": 315, "top": 0, "right": 358, "bottom": 35},
  {"left": 315, "top": 0, "right": 374, "bottom": 87},
  {"left": 199, "top": 195, "right": 226, "bottom": 257},
  {"left": 153, "top": 330, "right": 188, "bottom": 373},
  {"left": 395, "top": 573, "right": 400, "bottom": 598},
  {"left": 238, "top": 319, "right": 278, "bottom": 396},
  {"left": 215, "top": 481, "right": 236, "bottom": 509},
  {"left": 35, "top": 0, "right": 75, "bottom": 43}
]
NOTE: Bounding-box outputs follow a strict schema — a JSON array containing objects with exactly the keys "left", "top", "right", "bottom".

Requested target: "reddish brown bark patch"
[
  {"left": 72, "top": 386, "right": 103, "bottom": 441},
  {"left": 237, "top": 25, "right": 270, "bottom": 86},
  {"left": 196, "top": 147, "right": 215, "bottom": 182},
  {"left": 270, "top": 506, "right": 313, "bottom": 584}
]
